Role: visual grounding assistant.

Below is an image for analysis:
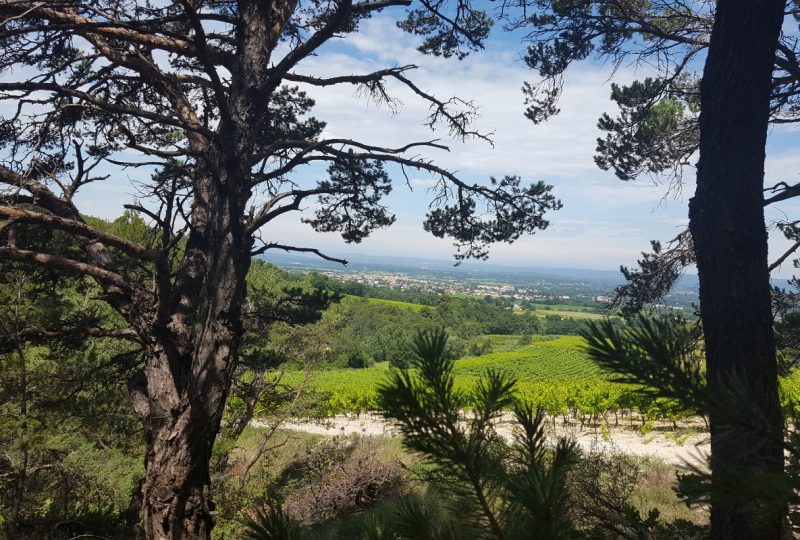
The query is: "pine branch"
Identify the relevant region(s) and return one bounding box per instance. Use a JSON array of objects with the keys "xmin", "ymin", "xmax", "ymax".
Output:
[
  {"xmin": 0, "ymin": 205, "xmax": 160, "ymax": 262},
  {"xmin": 251, "ymin": 243, "xmax": 348, "ymax": 265},
  {"xmin": 0, "ymin": 246, "xmax": 135, "ymax": 294},
  {"xmin": 0, "ymin": 1, "xmax": 235, "ymax": 66}
]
